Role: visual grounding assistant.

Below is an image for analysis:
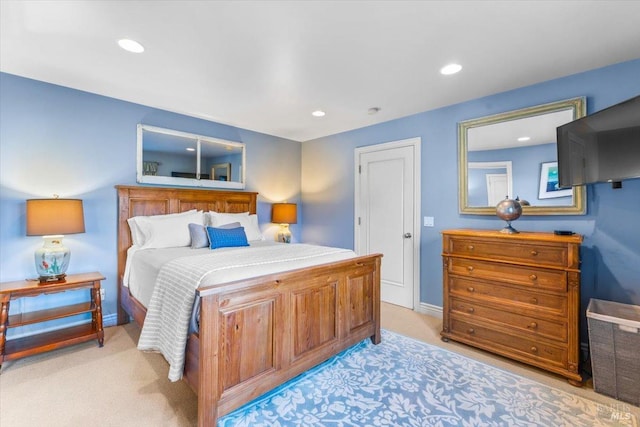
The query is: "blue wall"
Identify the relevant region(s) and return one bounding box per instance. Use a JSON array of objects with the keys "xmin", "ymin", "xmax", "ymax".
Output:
[
  {"xmin": 301, "ymin": 59, "xmax": 640, "ymax": 338},
  {"xmin": 2, "ymin": 60, "xmax": 639, "ymax": 342},
  {"xmin": 468, "ymin": 143, "xmax": 570, "ymax": 206},
  {"xmin": 0, "ymin": 73, "xmax": 302, "ymax": 330}
]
